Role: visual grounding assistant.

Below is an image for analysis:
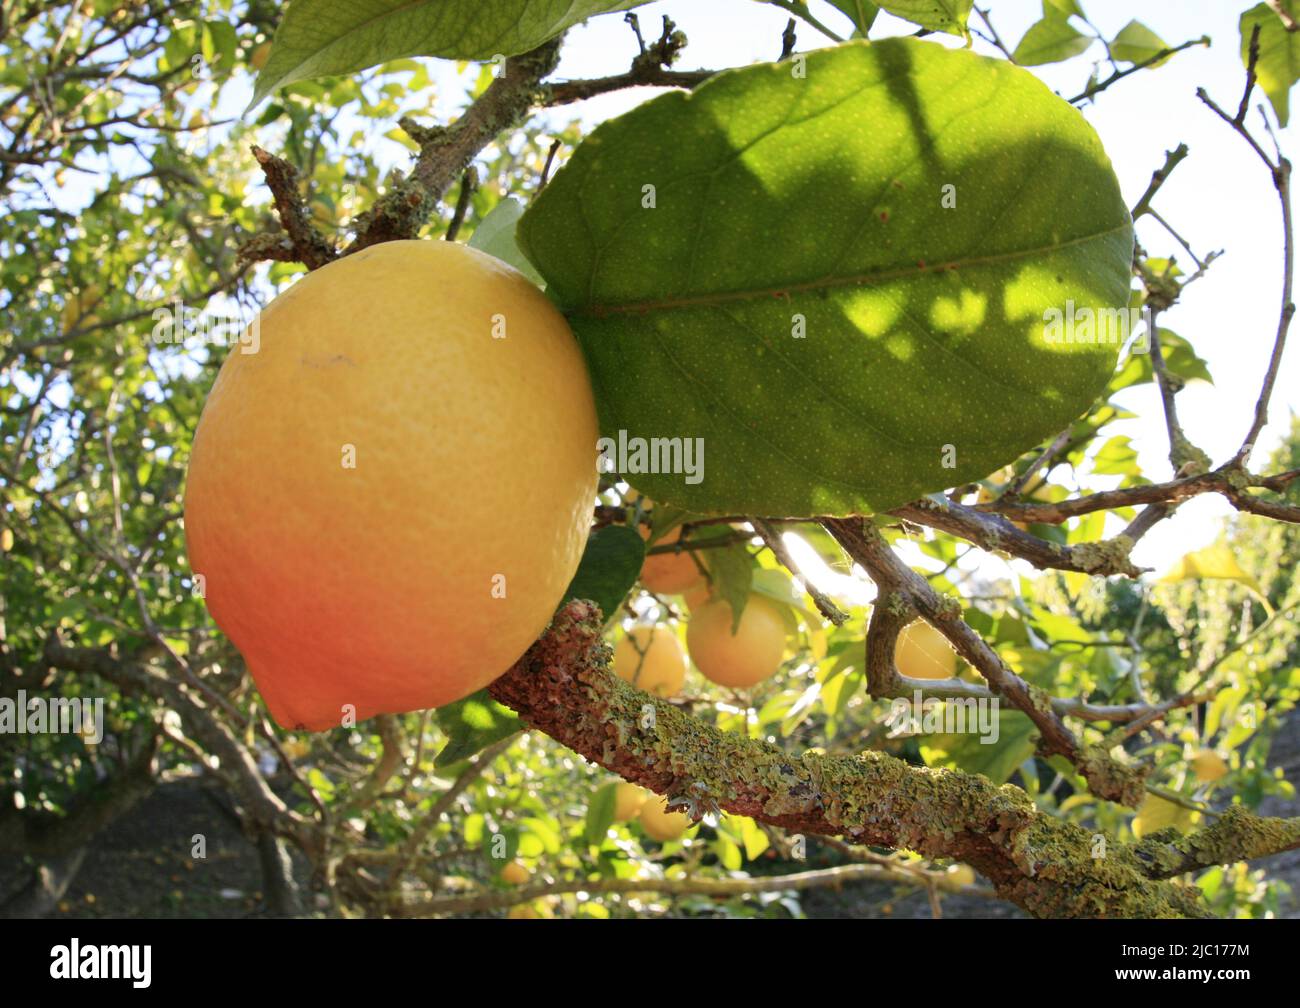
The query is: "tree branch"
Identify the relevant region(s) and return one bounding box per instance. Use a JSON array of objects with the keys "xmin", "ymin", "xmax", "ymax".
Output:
[{"xmin": 484, "ymin": 600, "xmax": 1245, "ymax": 917}]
